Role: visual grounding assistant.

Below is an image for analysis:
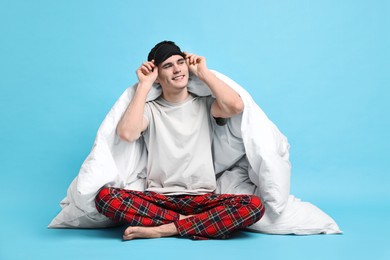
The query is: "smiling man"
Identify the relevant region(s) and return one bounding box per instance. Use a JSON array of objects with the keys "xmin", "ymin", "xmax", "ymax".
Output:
[{"xmin": 94, "ymin": 41, "xmax": 264, "ymax": 240}]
